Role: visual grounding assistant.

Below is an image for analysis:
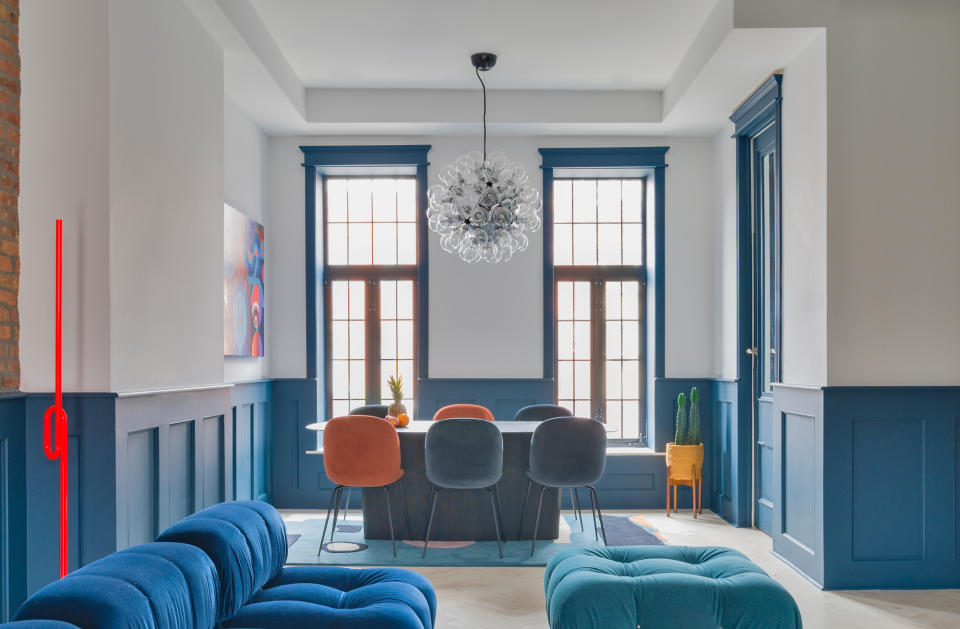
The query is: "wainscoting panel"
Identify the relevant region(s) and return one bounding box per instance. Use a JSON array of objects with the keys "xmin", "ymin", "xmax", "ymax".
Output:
[
  {"xmin": 230, "ymin": 380, "xmax": 272, "ymax": 503},
  {"xmin": 168, "ymin": 420, "xmax": 195, "ymax": 523},
  {"xmin": 271, "ymin": 378, "xmax": 331, "ymax": 508},
  {"xmin": 202, "ymin": 415, "xmax": 225, "ymax": 508},
  {"xmin": 416, "ymin": 379, "xmax": 555, "ymax": 421},
  {"xmin": 772, "ymin": 384, "xmax": 823, "ymax": 585},
  {"xmin": 756, "ymin": 395, "xmax": 775, "ymax": 535},
  {"xmin": 0, "ymin": 395, "xmax": 26, "ymax": 621},
  {"xmin": 126, "ymin": 428, "xmax": 159, "ymax": 546},
  {"xmin": 711, "ymin": 380, "xmax": 744, "ymax": 525},
  {"xmin": 821, "ymin": 386, "xmax": 960, "ymax": 588},
  {"xmin": 851, "ymin": 418, "xmax": 924, "ymax": 561},
  {"xmin": 591, "ymin": 454, "xmax": 665, "ymax": 509}
]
